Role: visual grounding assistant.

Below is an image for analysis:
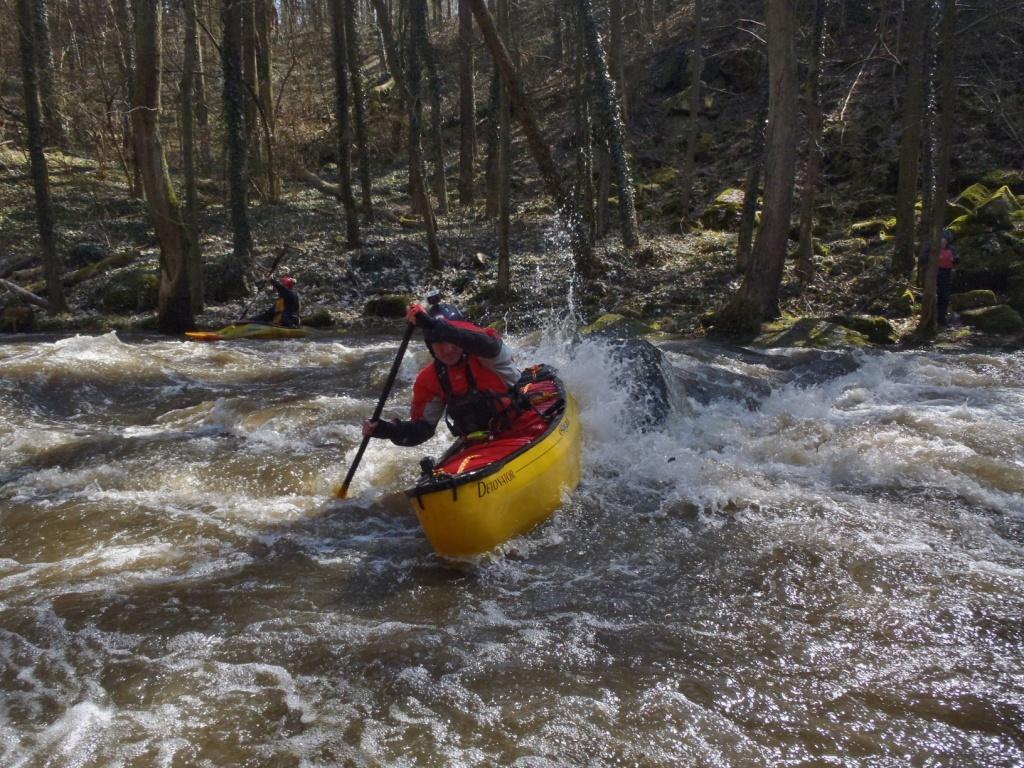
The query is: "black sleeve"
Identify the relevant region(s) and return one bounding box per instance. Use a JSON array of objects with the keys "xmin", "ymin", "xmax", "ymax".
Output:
[
  {"xmin": 424, "ymin": 319, "xmax": 501, "ymax": 358},
  {"xmin": 271, "ymin": 280, "xmax": 300, "ymax": 311},
  {"xmin": 373, "ymin": 418, "xmax": 437, "ymax": 447}
]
